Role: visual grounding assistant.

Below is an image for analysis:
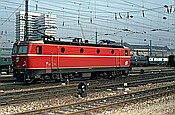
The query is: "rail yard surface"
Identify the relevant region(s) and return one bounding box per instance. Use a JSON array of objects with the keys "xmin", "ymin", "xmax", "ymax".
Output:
[
  {"xmin": 0, "ymin": 66, "xmax": 175, "ymax": 115},
  {"xmin": 1, "ymin": 0, "xmax": 175, "ymax": 114},
  {"xmin": 107, "ymin": 95, "xmax": 175, "ymax": 115}
]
